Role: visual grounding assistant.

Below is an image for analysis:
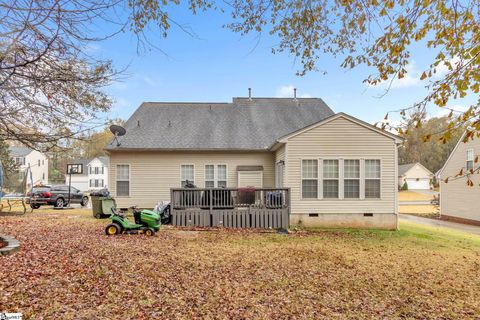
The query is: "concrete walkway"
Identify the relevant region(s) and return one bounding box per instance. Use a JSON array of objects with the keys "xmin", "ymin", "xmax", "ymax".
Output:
[{"xmin": 399, "ymin": 214, "xmax": 480, "ymax": 236}]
